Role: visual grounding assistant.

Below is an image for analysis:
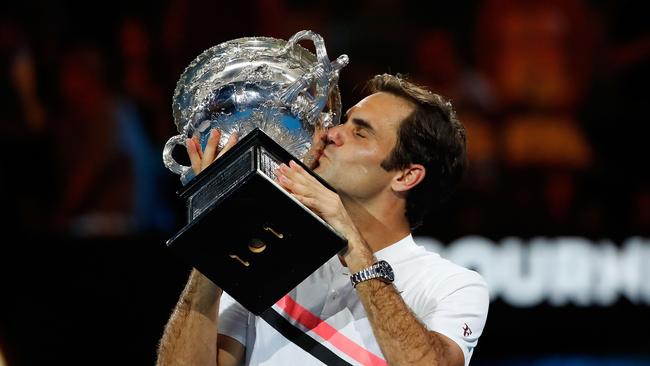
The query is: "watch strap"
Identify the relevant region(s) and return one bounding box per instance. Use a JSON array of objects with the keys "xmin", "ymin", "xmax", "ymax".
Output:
[{"xmin": 350, "ymin": 260, "xmax": 393, "ymax": 288}]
